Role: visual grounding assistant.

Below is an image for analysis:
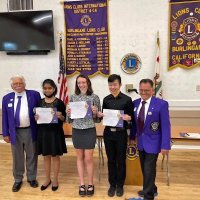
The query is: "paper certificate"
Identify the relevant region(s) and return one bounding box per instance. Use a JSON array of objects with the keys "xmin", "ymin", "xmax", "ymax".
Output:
[
  {"xmin": 180, "ymin": 132, "xmax": 200, "ymax": 139},
  {"xmin": 69, "ymin": 101, "xmax": 92, "ymax": 119},
  {"xmin": 103, "ymin": 109, "xmax": 124, "ymax": 127},
  {"xmin": 35, "ymin": 107, "xmax": 58, "ymax": 124}
]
